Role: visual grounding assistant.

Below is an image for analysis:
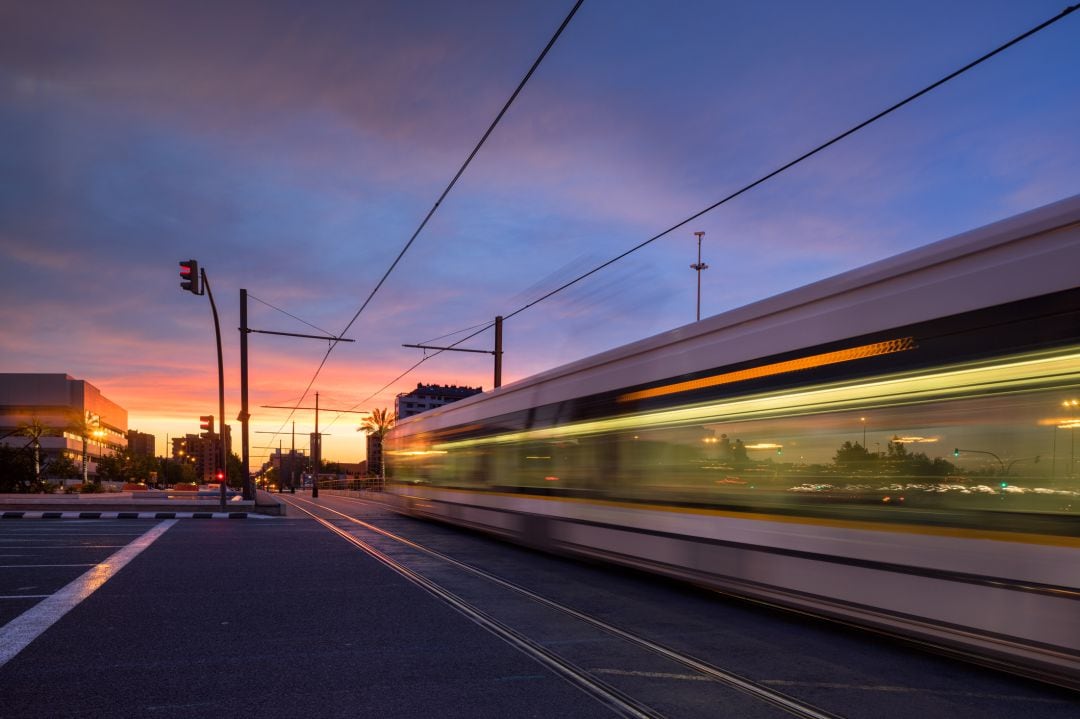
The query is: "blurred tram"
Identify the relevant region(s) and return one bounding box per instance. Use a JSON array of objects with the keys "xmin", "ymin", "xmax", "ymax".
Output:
[{"xmin": 383, "ymin": 195, "xmax": 1080, "ymax": 688}]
